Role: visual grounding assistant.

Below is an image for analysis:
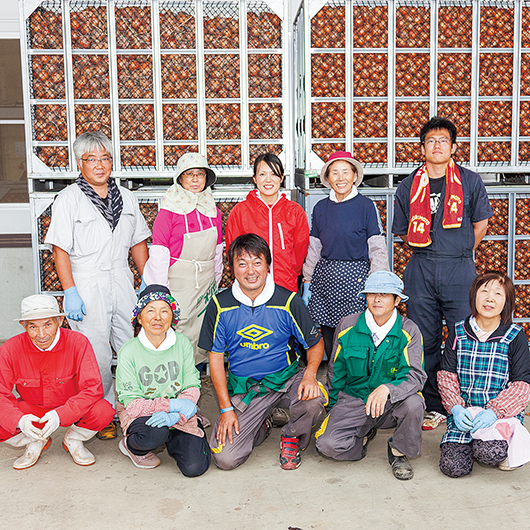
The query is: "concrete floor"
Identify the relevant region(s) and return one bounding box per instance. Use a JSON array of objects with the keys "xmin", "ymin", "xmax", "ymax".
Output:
[{"xmin": 1, "ymin": 375, "xmax": 530, "ymax": 530}]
